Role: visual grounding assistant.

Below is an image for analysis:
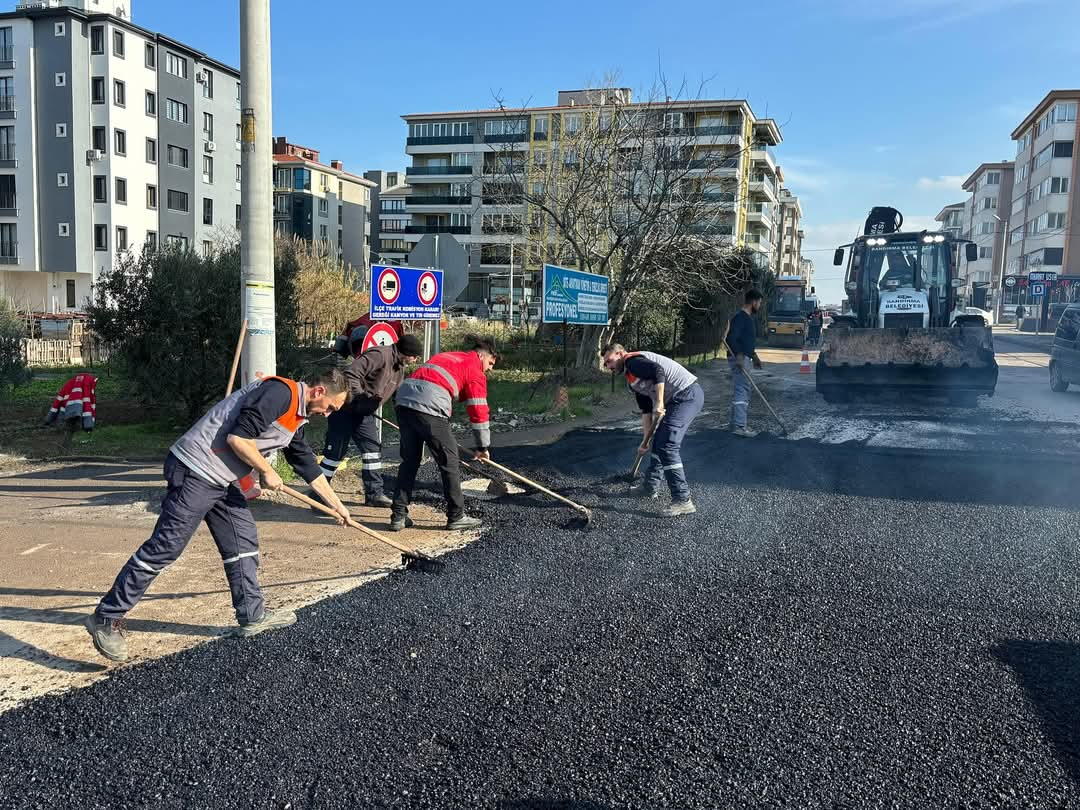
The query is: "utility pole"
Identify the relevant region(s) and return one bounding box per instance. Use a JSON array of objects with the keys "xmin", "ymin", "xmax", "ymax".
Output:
[{"xmin": 239, "ymin": 0, "xmax": 275, "ymax": 385}]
